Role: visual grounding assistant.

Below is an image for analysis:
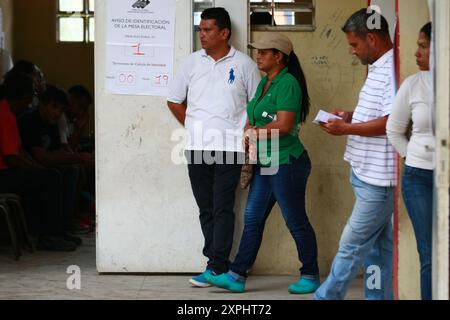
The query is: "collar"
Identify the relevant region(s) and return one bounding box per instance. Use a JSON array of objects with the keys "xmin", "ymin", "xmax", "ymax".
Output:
[
  {"xmin": 201, "ymin": 46, "xmax": 236, "ymax": 62},
  {"xmin": 263, "ymin": 67, "xmax": 289, "ymax": 85},
  {"xmin": 371, "ymin": 49, "xmax": 394, "ymax": 69}
]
